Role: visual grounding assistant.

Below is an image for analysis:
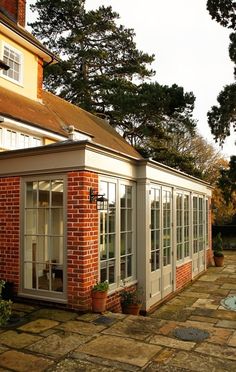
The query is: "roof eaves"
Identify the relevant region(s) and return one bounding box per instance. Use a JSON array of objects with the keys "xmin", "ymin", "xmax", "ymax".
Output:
[{"xmin": 0, "ymin": 13, "xmax": 60, "ymax": 62}]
